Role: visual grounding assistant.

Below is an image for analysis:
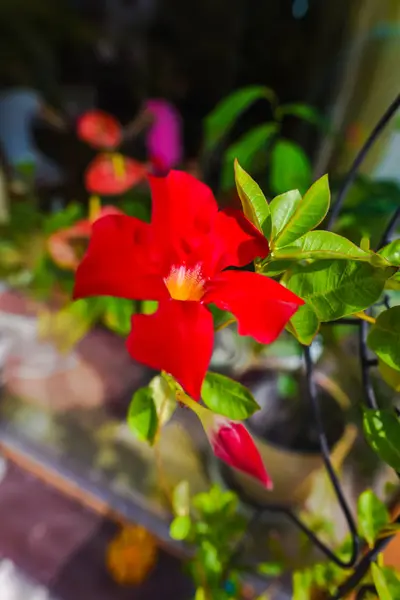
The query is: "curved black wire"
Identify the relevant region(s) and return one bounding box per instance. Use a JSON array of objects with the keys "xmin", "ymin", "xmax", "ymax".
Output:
[
  {"xmin": 327, "ymin": 93, "xmax": 400, "ymax": 230},
  {"xmin": 302, "ymin": 345, "xmax": 360, "ymax": 568}
]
